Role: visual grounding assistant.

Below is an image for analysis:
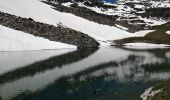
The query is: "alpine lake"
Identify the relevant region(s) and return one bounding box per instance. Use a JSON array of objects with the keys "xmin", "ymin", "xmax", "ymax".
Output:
[{"xmin": 0, "ymin": 46, "xmax": 170, "ymax": 100}]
